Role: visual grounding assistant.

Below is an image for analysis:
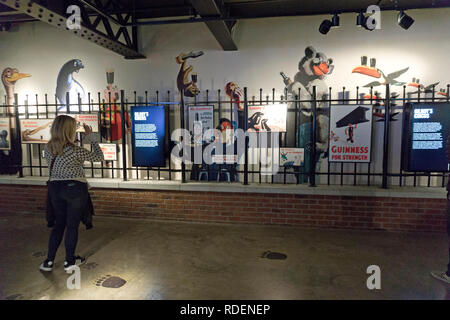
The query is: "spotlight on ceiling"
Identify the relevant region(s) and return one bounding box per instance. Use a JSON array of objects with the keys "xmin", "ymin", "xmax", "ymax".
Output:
[
  {"xmin": 319, "ymin": 13, "xmax": 339, "ymax": 34},
  {"xmin": 398, "ymin": 10, "xmax": 414, "ymax": 30},
  {"xmin": 356, "ymin": 12, "xmax": 374, "ymax": 31},
  {"xmin": 319, "ymin": 19, "xmax": 332, "ymax": 34},
  {"xmin": 331, "ymin": 13, "xmax": 340, "ymax": 28}
]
